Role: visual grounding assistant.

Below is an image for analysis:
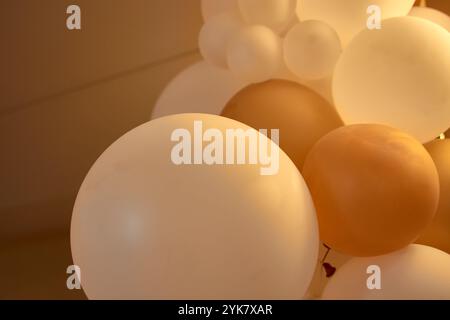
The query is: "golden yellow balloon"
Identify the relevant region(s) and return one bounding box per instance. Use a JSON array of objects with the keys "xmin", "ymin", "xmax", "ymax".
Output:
[
  {"xmin": 417, "ymin": 139, "xmax": 450, "ymax": 253},
  {"xmin": 221, "ymin": 79, "xmax": 343, "ymax": 169},
  {"xmin": 303, "ymin": 124, "xmax": 440, "ymax": 257}
]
